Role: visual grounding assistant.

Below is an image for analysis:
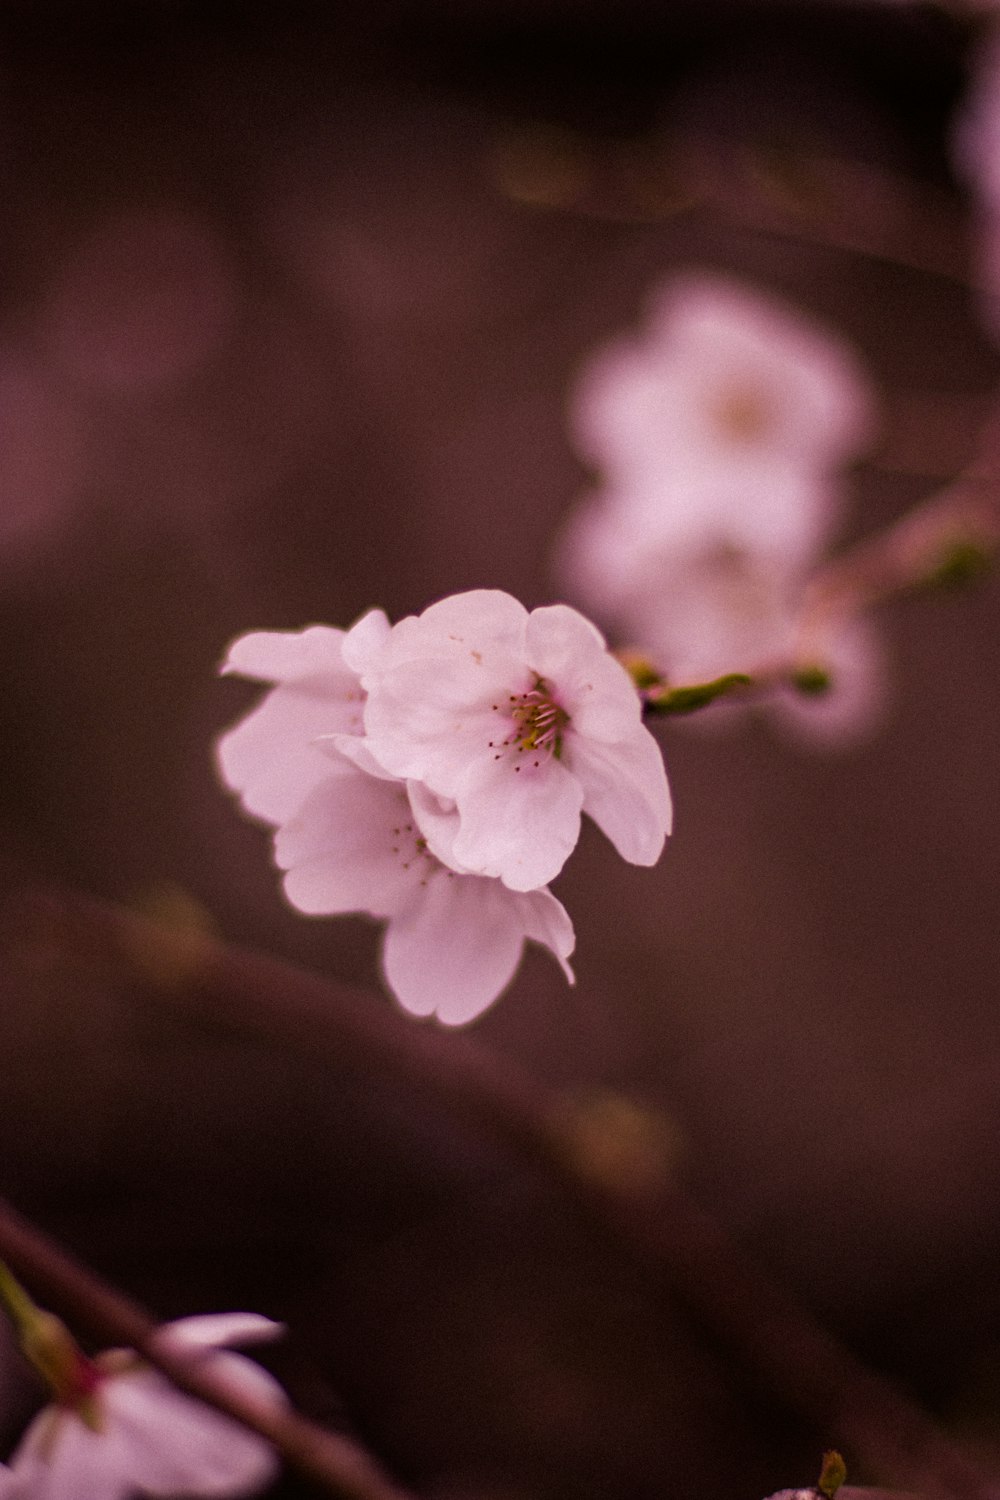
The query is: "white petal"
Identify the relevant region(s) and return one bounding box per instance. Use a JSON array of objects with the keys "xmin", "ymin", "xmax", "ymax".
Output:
[
  {"xmin": 406, "ymin": 781, "xmax": 468, "ymax": 871},
  {"xmin": 572, "ymin": 725, "xmax": 672, "ymax": 865},
  {"xmin": 361, "ymin": 653, "xmax": 521, "ymax": 793},
  {"xmin": 325, "ymin": 733, "xmax": 400, "ymax": 780},
  {"xmin": 525, "ymin": 605, "xmax": 644, "ymax": 743},
  {"xmin": 524, "ymin": 601, "xmax": 606, "ymax": 678},
  {"xmin": 509, "ymin": 887, "xmax": 576, "ymax": 984},
  {"xmin": 451, "ymin": 754, "xmax": 583, "ymax": 891},
  {"xmin": 10, "ymin": 1409, "xmax": 134, "ymax": 1499},
  {"xmin": 220, "ymin": 626, "xmax": 348, "ymax": 684},
  {"xmin": 151, "ymin": 1314, "xmax": 284, "ymax": 1354},
  {"xmin": 374, "ymin": 590, "xmax": 528, "ymax": 671},
  {"xmin": 216, "ymin": 681, "xmax": 362, "ymax": 824},
  {"xmin": 339, "ymin": 607, "xmax": 392, "ymax": 675},
  {"xmin": 103, "ymin": 1365, "xmax": 279, "ymax": 1496},
  {"xmin": 276, "ymin": 771, "xmax": 430, "ymax": 917},
  {"xmin": 382, "ymin": 873, "xmax": 528, "ymax": 1025}
]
